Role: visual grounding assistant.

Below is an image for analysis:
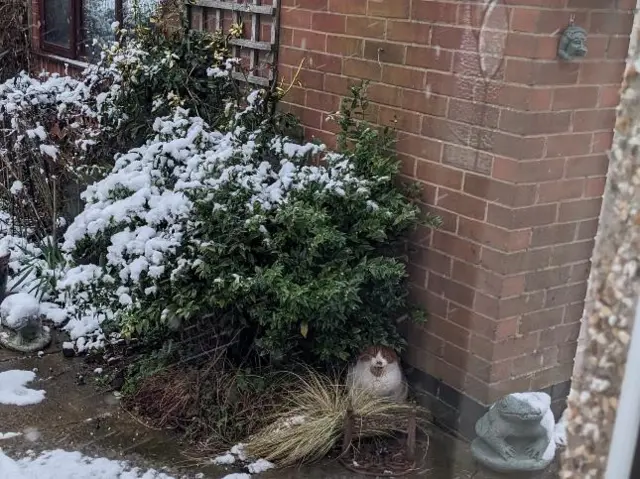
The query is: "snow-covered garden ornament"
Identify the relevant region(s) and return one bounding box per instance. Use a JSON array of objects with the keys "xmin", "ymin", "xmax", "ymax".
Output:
[
  {"xmin": 0, "ymin": 256, "xmax": 51, "ymax": 352},
  {"xmin": 471, "ymin": 392, "xmax": 556, "ymax": 473}
]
